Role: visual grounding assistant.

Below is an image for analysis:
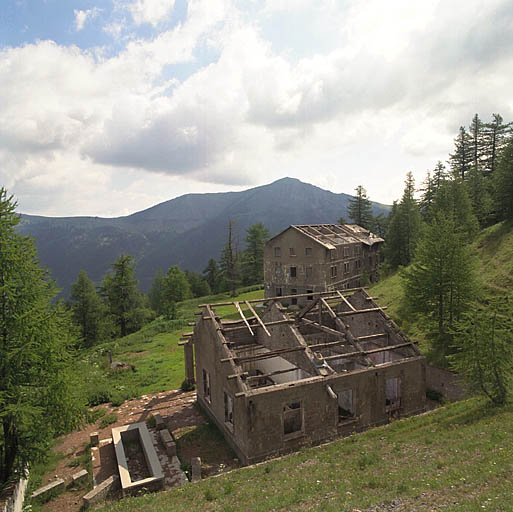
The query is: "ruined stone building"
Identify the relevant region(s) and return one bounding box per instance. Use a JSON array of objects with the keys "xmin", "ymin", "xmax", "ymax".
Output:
[
  {"xmin": 264, "ymin": 224, "xmax": 384, "ymax": 307},
  {"xmin": 181, "ymin": 288, "xmax": 426, "ymax": 465}
]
